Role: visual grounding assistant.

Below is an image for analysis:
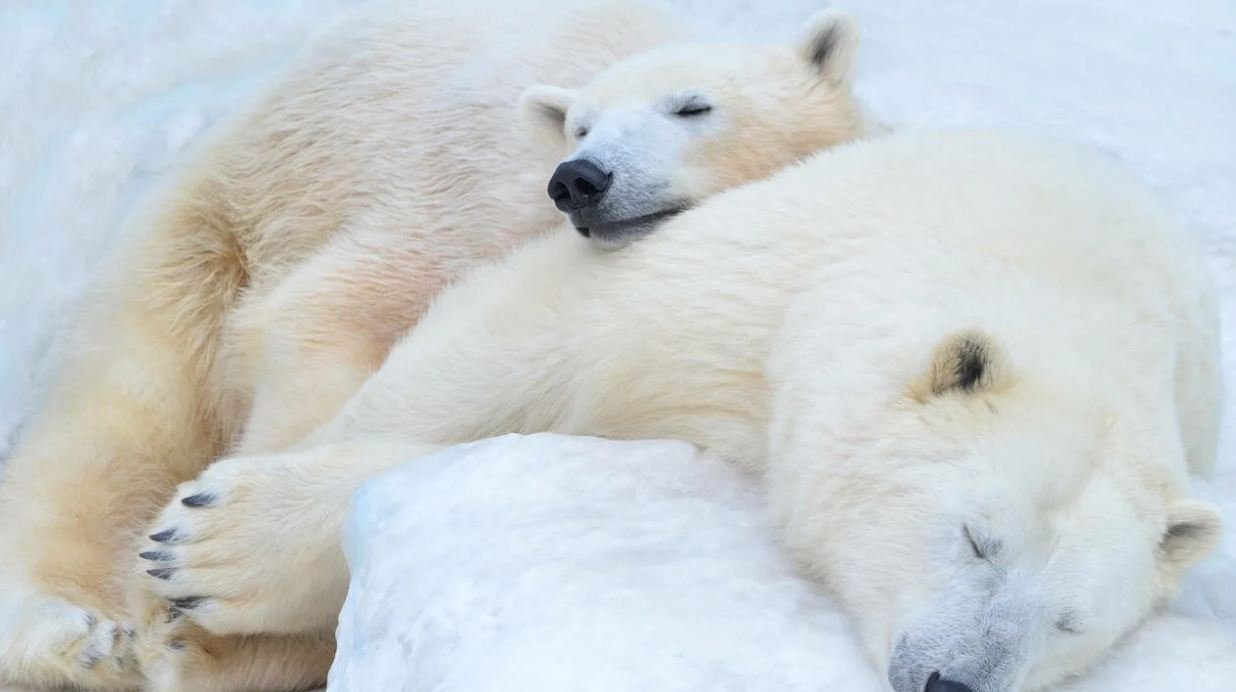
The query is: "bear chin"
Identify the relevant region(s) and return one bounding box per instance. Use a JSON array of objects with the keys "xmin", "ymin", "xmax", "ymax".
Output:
[{"xmin": 572, "ymin": 206, "xmax": 688, "ymax": 247}]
